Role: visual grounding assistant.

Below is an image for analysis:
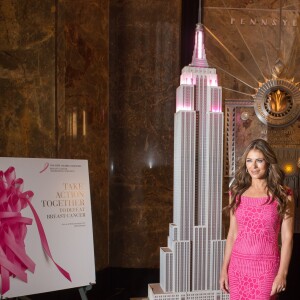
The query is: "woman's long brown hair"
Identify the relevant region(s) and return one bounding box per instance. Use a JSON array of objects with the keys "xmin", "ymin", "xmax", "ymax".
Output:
[{"xmin": 224, "ymin": 139, "xmax": 289, "ymax": 216}]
